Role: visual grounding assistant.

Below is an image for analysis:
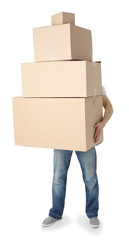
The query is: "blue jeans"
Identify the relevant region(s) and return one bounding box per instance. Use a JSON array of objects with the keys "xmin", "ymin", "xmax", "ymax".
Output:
[{"xmin": 49, "ymin": 147, "xmax": 99, "ymax": 219}]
